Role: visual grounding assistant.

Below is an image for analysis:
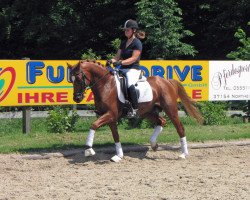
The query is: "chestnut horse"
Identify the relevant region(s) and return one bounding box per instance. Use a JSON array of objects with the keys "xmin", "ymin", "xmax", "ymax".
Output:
[{"xmin": 68, "ymin": 60, "xmax": 203, "ymax": 162}]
